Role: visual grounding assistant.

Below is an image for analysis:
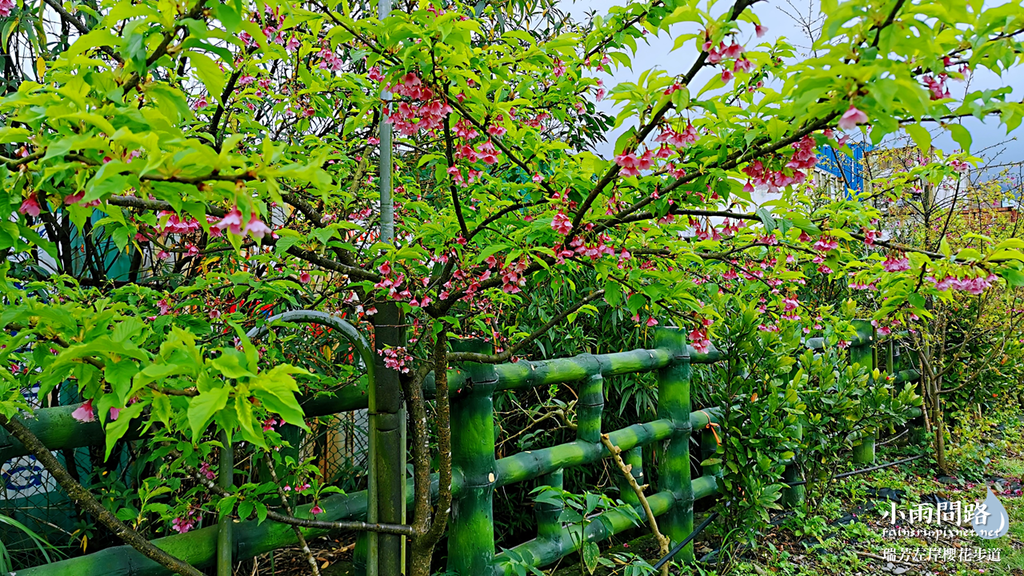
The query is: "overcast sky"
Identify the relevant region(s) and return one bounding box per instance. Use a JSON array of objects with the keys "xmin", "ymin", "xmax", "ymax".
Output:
[{"xmin": 567, "ymin": 0, "xmax": 1024, "ymax": 177}]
